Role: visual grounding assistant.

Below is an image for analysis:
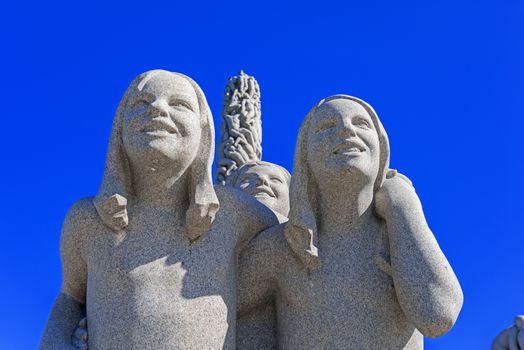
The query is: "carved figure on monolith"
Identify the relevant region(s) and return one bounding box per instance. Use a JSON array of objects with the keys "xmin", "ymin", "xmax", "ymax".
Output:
[
  {"xmin": 238, "ymin": 95, "xmax": 464, "ymax": 349},
  {"xmin": 40, "ymin": 70, "xmax": 279, "ymax": 350}
]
